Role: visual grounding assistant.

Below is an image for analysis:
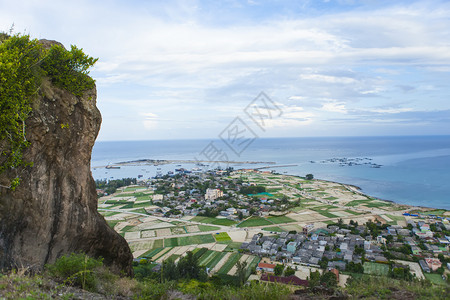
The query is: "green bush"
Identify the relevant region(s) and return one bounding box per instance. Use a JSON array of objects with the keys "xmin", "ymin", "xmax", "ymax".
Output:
[{"xmin": 46, "ymin": 253, "xmax": 103, "ymax": 291}]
